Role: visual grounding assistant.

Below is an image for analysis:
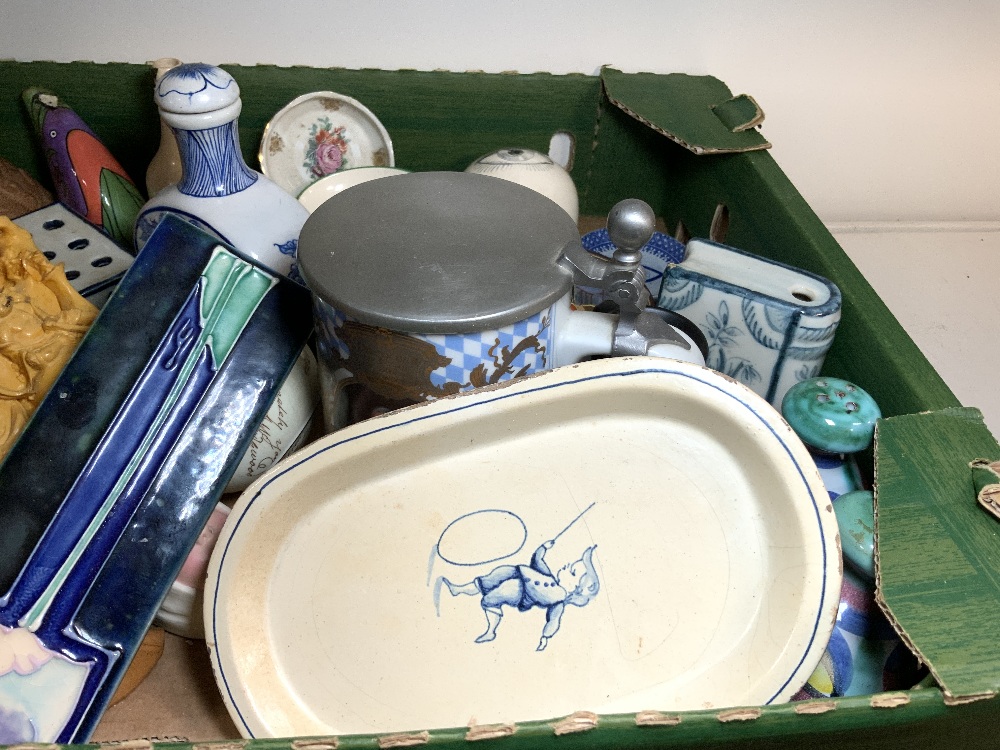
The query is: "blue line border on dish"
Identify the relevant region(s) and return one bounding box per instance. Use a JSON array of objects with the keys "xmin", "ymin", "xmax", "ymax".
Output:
[{"xmin": 210, "ymin": 363, "xmax": 829, "ymax": 736}]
